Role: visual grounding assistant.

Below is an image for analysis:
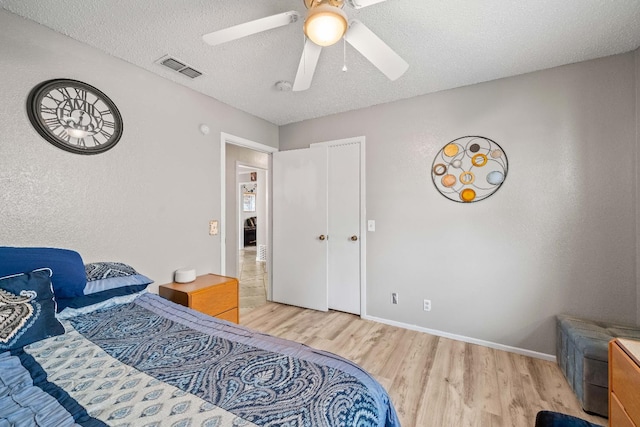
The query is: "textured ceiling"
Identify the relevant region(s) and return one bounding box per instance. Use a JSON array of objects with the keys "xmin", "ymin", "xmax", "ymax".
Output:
[{"xmin": 2, "ymin": 0, "xmax": 639, "ymax": 125}]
